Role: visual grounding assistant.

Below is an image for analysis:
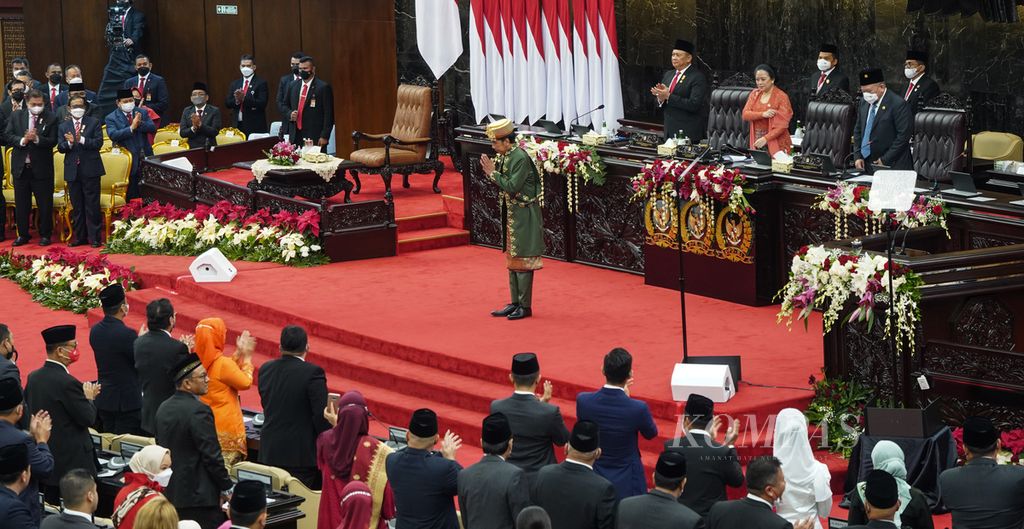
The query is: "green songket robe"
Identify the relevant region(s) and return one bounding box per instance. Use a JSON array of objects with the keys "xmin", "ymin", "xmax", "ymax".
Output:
[{"xmin": 494, "ymin": 145, "xmax": 545, "ymax": 267}]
